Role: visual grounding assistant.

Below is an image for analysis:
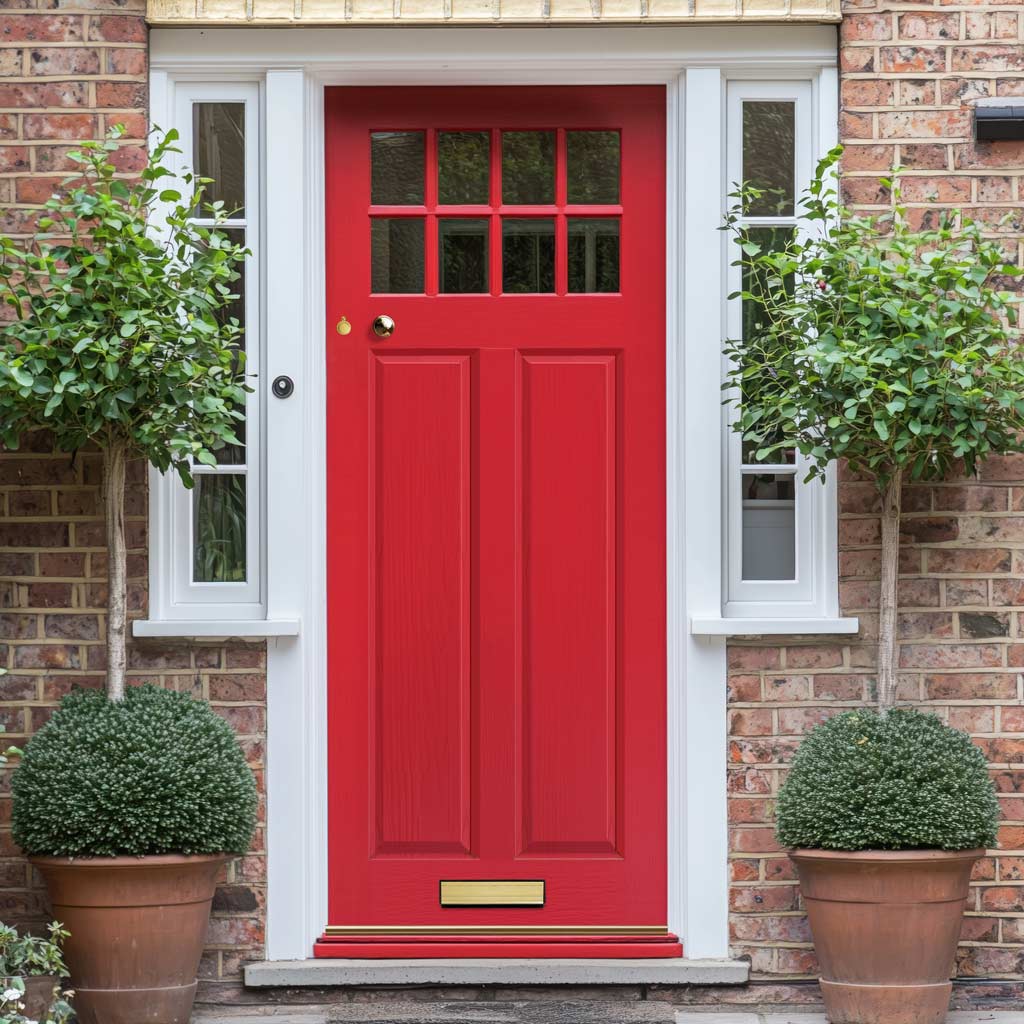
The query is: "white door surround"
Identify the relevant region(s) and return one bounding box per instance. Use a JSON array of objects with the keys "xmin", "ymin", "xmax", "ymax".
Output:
[{"xmin": 148, "ymin": 24, "xmax": 839, "ymax": 965}]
